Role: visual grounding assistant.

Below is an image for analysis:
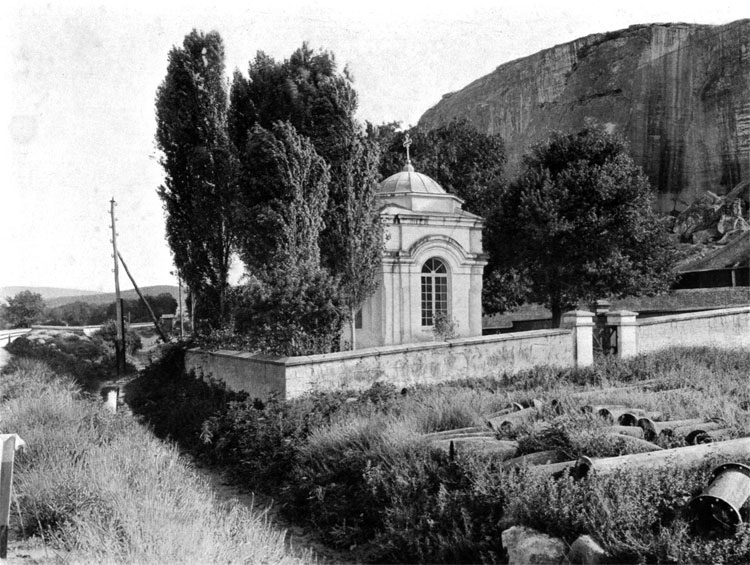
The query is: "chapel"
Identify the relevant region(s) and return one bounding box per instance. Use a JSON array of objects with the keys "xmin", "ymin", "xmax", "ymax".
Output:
[{"xmin": 344, "ymin": 136, "xmax": 486, "ymax": 349}]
